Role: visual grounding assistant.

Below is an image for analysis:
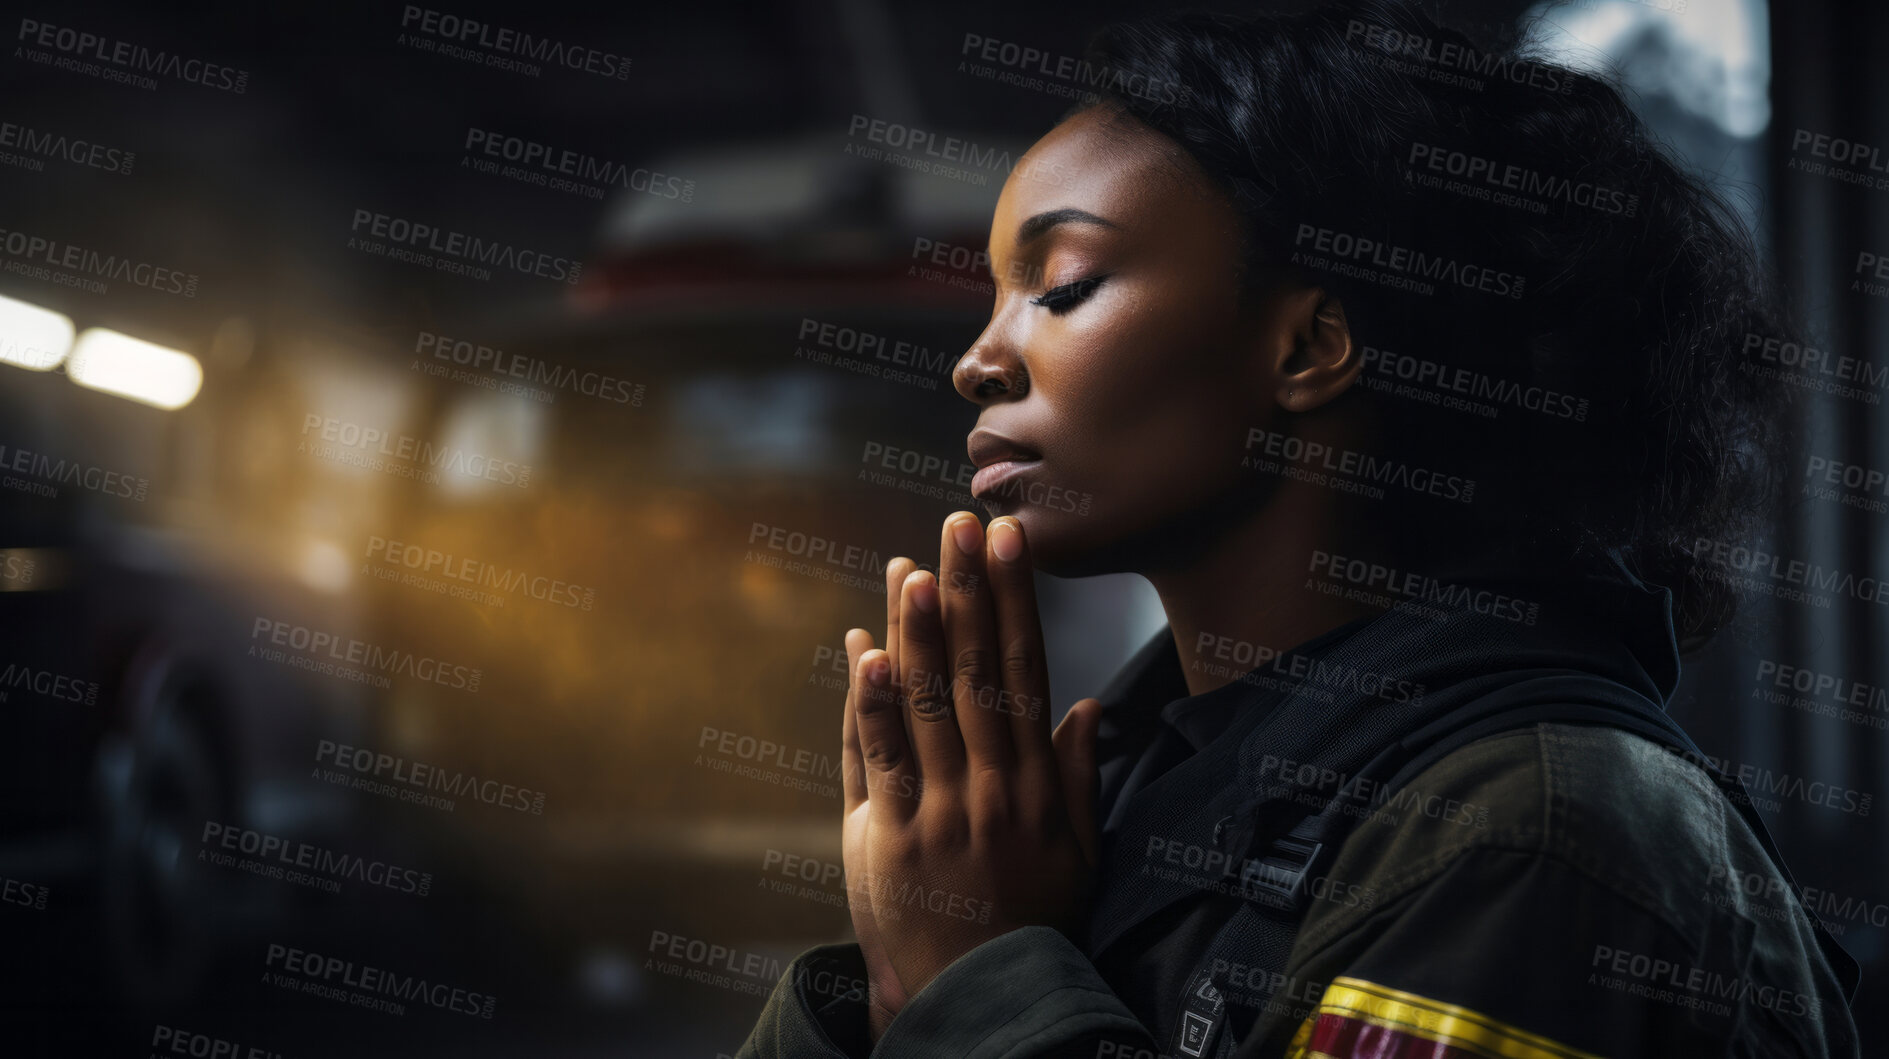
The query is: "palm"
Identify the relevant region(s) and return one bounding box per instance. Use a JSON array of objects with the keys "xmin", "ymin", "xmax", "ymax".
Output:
[{"xmin": 844, "ymin": 796, "xmax": 908, "ymax": 1029}]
